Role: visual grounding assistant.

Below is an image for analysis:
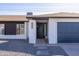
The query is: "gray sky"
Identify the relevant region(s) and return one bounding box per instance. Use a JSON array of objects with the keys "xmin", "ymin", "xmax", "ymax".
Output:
[{"xmin": 0, "ymin": 3, "xmax": 79, "ymax": 15}]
